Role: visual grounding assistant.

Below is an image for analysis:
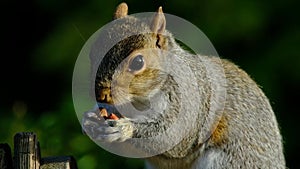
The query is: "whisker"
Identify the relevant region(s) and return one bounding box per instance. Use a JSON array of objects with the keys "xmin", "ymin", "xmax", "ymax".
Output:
[{"xmin": 72, "ymin": 23, "xmax": 86, "ymax": 42}]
